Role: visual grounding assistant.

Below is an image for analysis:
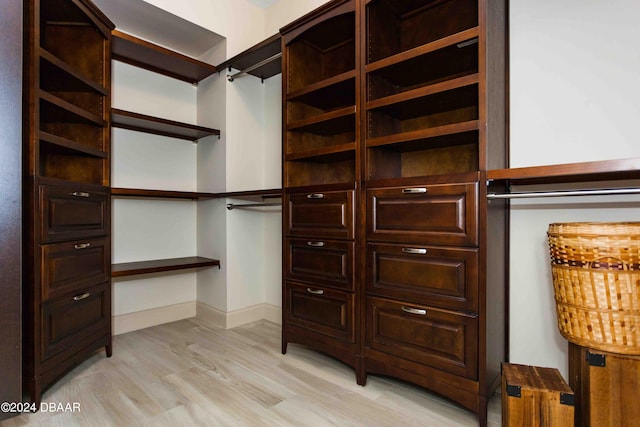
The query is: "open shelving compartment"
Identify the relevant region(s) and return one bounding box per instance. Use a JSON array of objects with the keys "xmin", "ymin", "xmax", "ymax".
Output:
[
  {"xmin": 365, "ymin": 0, "xmax": 481, "ymax": 183},
  {"xmin": 109, "ymin": 30, "xmax": 222, "ymax": 278},
  {"xmin": 283, "ymin": 2, "xmax": 357, "ymax": 189}
]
